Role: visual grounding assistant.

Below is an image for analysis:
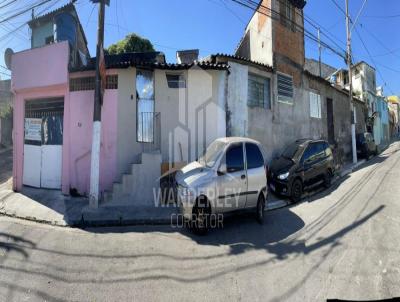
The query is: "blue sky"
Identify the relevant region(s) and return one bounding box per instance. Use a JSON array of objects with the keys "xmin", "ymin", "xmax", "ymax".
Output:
[{"xmin": 0, "ymin": 0, "xmax": 399, "ymax": 95}]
